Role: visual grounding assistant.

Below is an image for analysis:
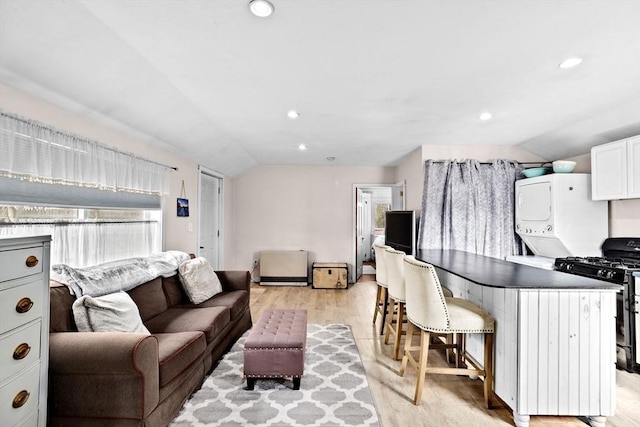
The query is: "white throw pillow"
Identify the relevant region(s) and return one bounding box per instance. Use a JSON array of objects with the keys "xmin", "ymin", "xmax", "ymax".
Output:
[
  {"xmin": 72, "ymin": 291, "xmax": 150, "ymax": 334},
  {"xmin": 178, "ymin": 257, "xmax": 223, "ymax": 304}
]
